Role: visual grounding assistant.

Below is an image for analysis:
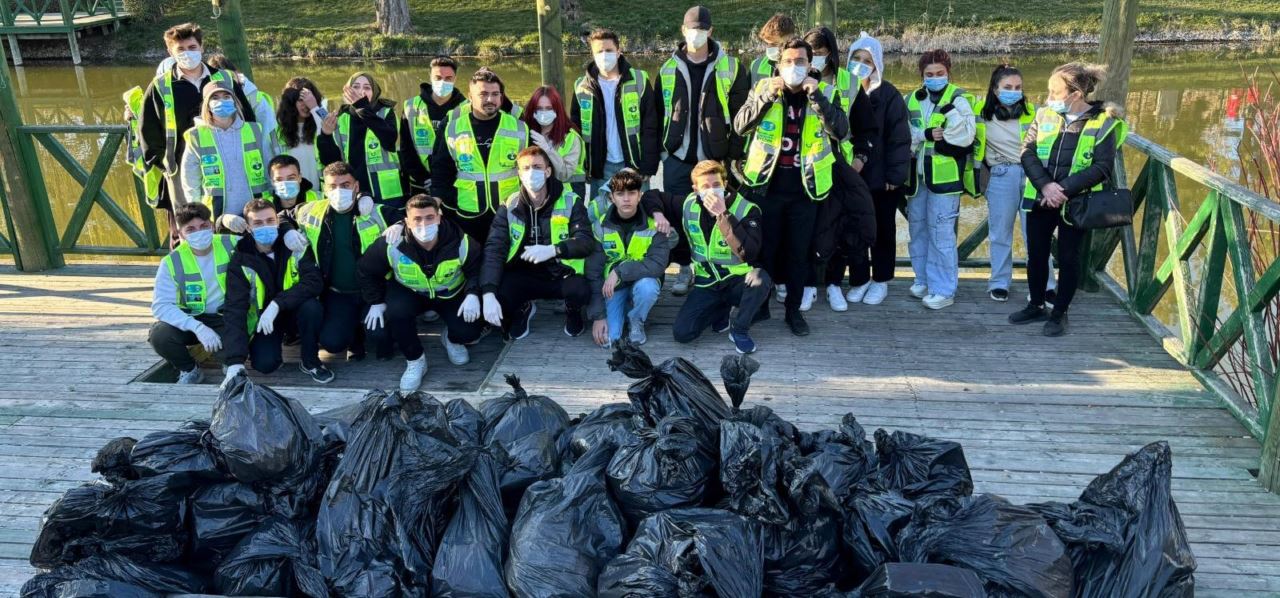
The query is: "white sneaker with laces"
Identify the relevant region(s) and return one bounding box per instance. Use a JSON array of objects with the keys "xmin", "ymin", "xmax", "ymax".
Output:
[
  {"xmin": 826, "ymin": 285, "xmax": 848, "ymax": 311},
  {"xmin": 862, "ymin": 281, "xmax": 889, "ymax": 305},
  {"xmin": 628, "ymin": 318, "xmax": 647, "ymax": 345},
  {"xmin": 399, "ymin": 355, "xmax": 428, "ymax": 392},
  {"xmin": 799, "ymin": 287, "xmax": 817, "ymax": 311},
  {"xmin": 909, "ymin": 282, "xmax": 928, "ymax": 298},
  {"xmin": 922, "ymin": 294, "xmax": 955, "ymax": 310},
  {"xmin": 176, "ymin": 367, "xmax": 203, "ymax": 384},
  {"xmin": 775, "ymin": 285, "xmax": 788, "ymax": 304},
  {"xmin": 440, "ymin": 334, "xmax": 470, "ymax": 365},
  {"xmin": 845, "ymin": 283, "xmax": 869, "ymax": 304}
]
